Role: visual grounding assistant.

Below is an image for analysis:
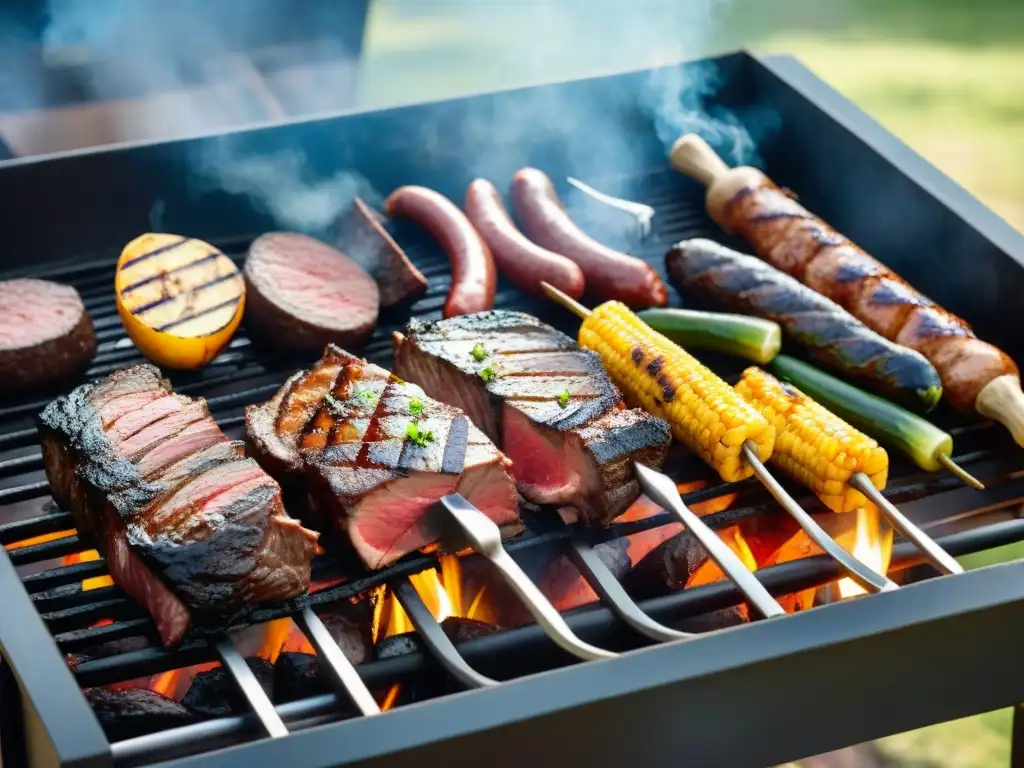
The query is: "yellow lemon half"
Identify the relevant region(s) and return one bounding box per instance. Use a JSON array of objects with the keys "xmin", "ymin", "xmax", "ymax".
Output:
[{"xmin": 115, "ymin": 233, "xmax": 245, "ymax": 369}]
